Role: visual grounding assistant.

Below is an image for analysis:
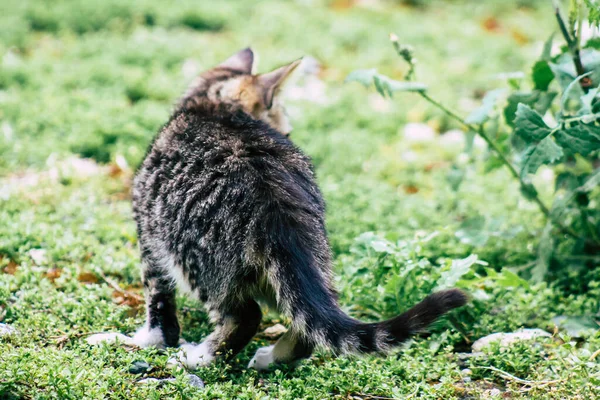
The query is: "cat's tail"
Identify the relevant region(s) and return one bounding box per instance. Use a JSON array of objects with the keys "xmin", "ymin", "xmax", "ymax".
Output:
[
  {"xmin": 266, "ymin": 225, "xmax": 467, "ymax": 354},
  {"xmin": 293, "ymin": 286, "xmax": 467, "ymax": 355}
]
